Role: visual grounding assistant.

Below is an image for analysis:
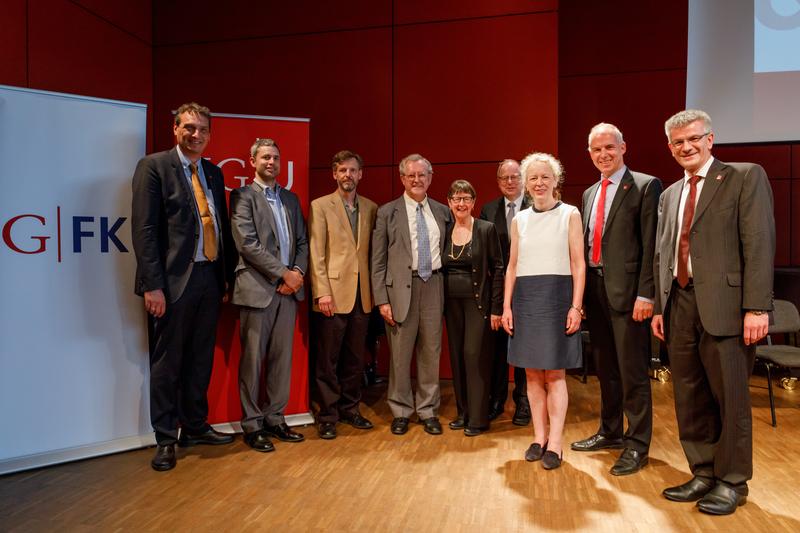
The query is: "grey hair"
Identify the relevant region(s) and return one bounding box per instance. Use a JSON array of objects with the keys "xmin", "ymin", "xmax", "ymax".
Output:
[
  {"xmin": 664, "ymin": 109, "xmax": 713, "ymax": 138},
  {"xmin": 250, "ymin": 138, "xmax": 280, "ymax": 158},
  {"xmin": 496, "ymin": 159, "xmax": 520, "ymax": 177},
  {"xmin": 399, "ymin": 153, "xmax": 433, "ymax": 176},
  {"xmin": 520, "ymin": 152, "xmax": 565, "ymax": 199},
  {"xmin": 588, "ymin": 122, "xmax": 624, "ymax": 147}
]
